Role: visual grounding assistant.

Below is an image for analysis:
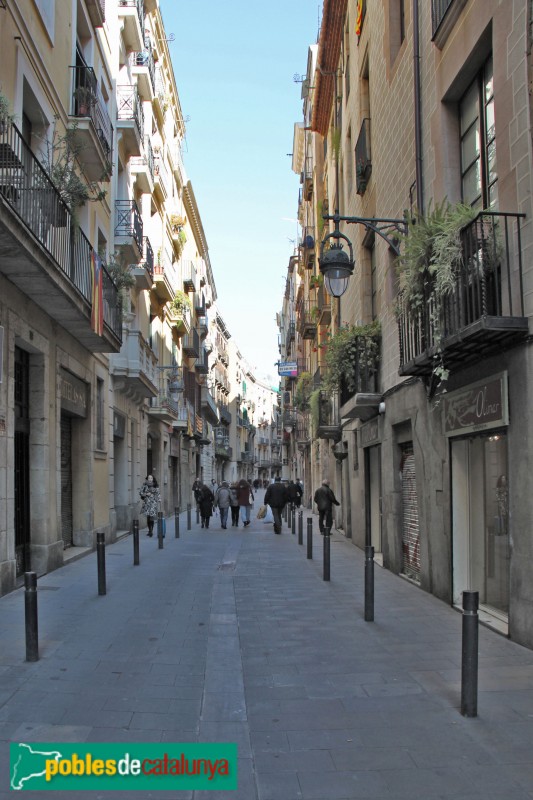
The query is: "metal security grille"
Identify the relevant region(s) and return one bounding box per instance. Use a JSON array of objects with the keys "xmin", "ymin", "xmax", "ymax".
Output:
[
  {"xmin": 60, "ymin": 416, "xmax": 73, "ymax": 548},
  {"xmin": 401, "ymin": 445, "xmax": 420, "ymax": 582}
]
